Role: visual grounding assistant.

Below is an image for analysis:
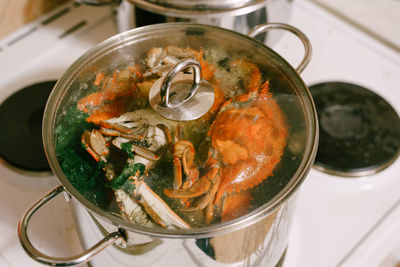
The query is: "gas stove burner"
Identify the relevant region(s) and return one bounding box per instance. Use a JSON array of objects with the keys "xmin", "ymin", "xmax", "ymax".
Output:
[
  {"xmin": 310, "ymin": 82, "xmax": 400, "ymax": 177},
  {"xmin": 0, "ymin": 81, "xmax": 56, "ymax": 174}
]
